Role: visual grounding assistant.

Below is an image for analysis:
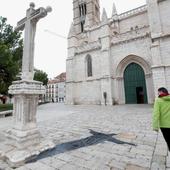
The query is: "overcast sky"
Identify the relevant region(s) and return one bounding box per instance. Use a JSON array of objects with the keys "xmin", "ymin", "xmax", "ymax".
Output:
[{"xmin": 0, "ymin": 0, "xmax": 146, "ymax": 79}]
